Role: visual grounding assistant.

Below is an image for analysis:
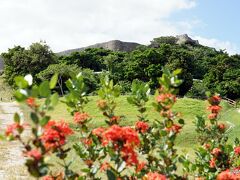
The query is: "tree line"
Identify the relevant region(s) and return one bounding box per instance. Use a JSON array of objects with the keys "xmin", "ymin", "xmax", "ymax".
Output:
[{"xmin": 2, "ymin": 37, "xmax": 240, "ymax": 99}]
